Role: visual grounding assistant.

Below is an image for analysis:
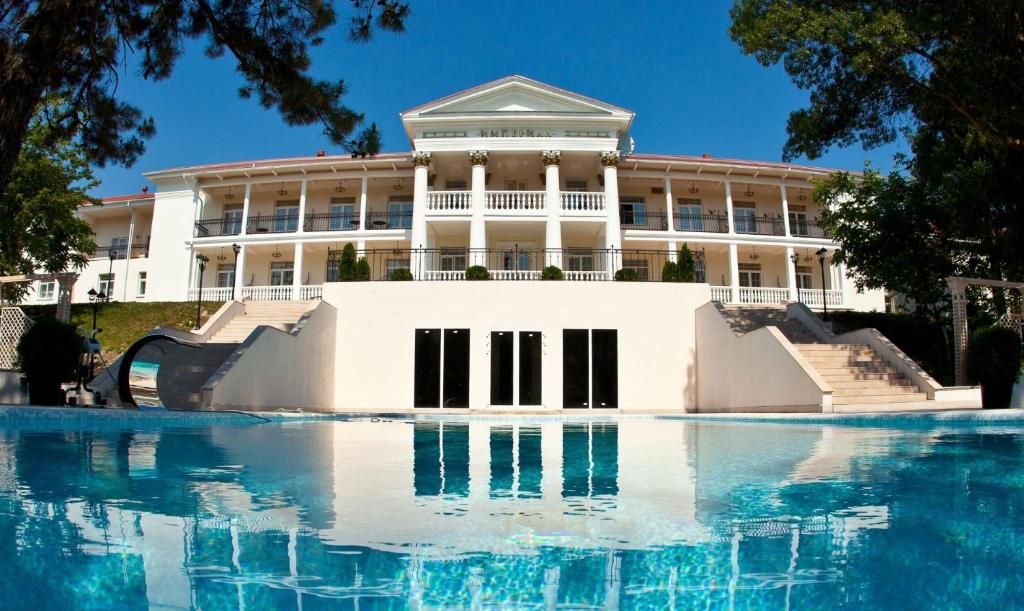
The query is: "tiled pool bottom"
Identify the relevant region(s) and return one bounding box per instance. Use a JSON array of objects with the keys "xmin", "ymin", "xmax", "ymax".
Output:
[{"xmin": 0, "ymin": 414, "xmax": 1021, "ymax": 608}]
